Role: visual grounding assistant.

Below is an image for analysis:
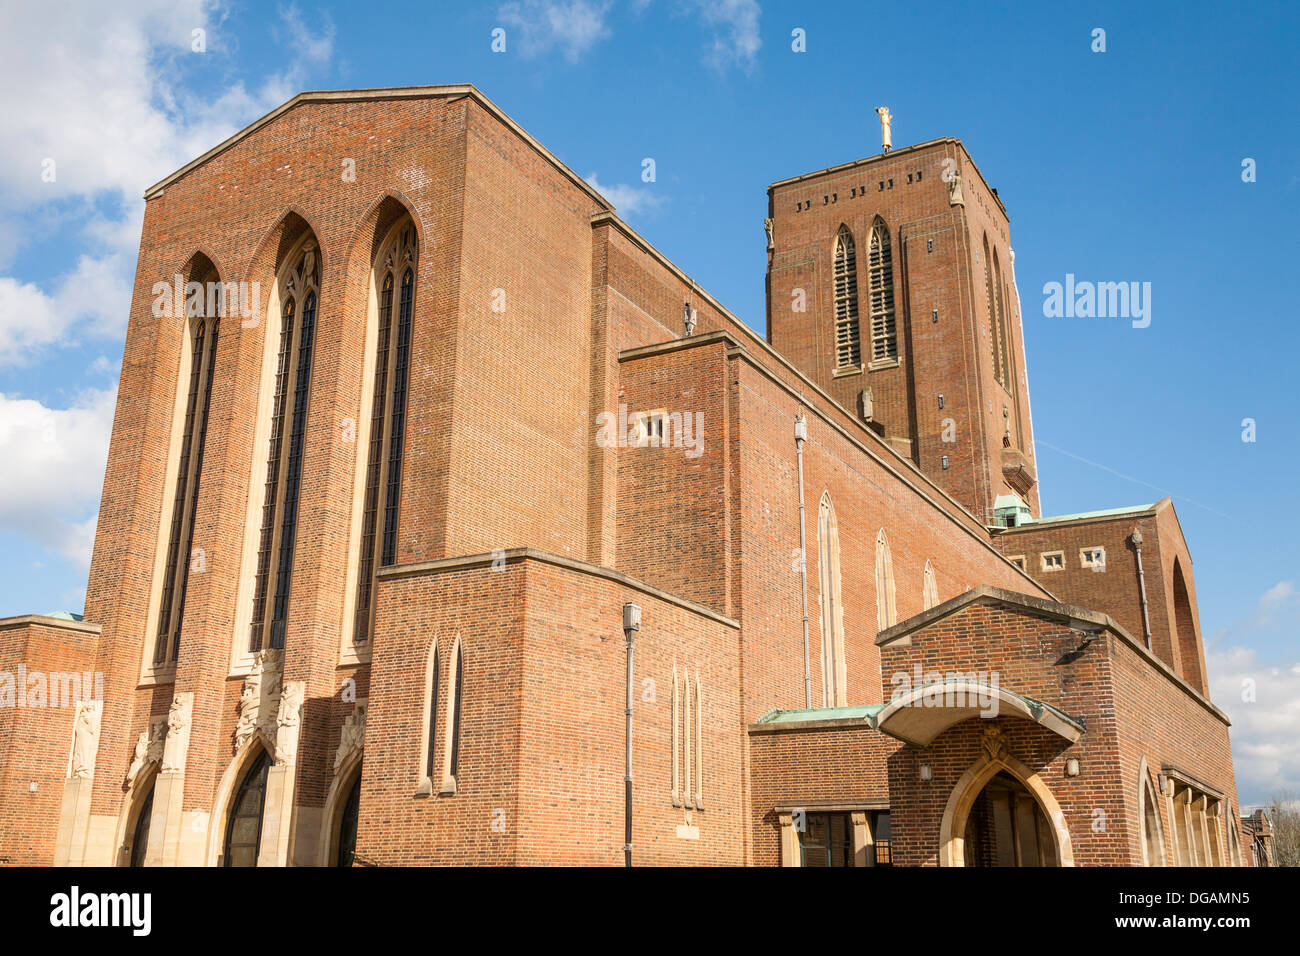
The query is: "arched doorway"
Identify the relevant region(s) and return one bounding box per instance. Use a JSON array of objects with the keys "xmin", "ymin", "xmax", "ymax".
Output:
[
  {"xmin": 223, "ymin": 748, "xmax": 271, "ymax": 867},
  {"xmin": 962, "ymin": 771, "xmax": 1059, "ymax": 867},
  {"xmin": 335, "ymin": 774, "xmax": 361, "ymax": 867},
  {"xmin": 127, "ymin": 780, "xmax": 155, "ymax": 868}
]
